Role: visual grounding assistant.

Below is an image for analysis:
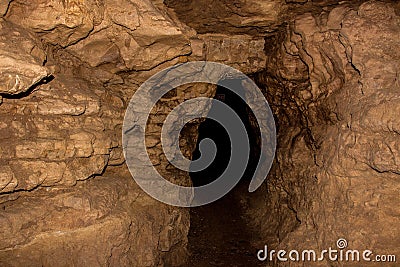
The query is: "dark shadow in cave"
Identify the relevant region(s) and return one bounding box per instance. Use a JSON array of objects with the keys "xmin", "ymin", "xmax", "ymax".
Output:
[
  {"xmin": 190, "ymin": 79, "xmax": 260, "ymax": 187},
  {"xmin": 186, "ymin": 79, "xmax": 263, "ymax": 267}
]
